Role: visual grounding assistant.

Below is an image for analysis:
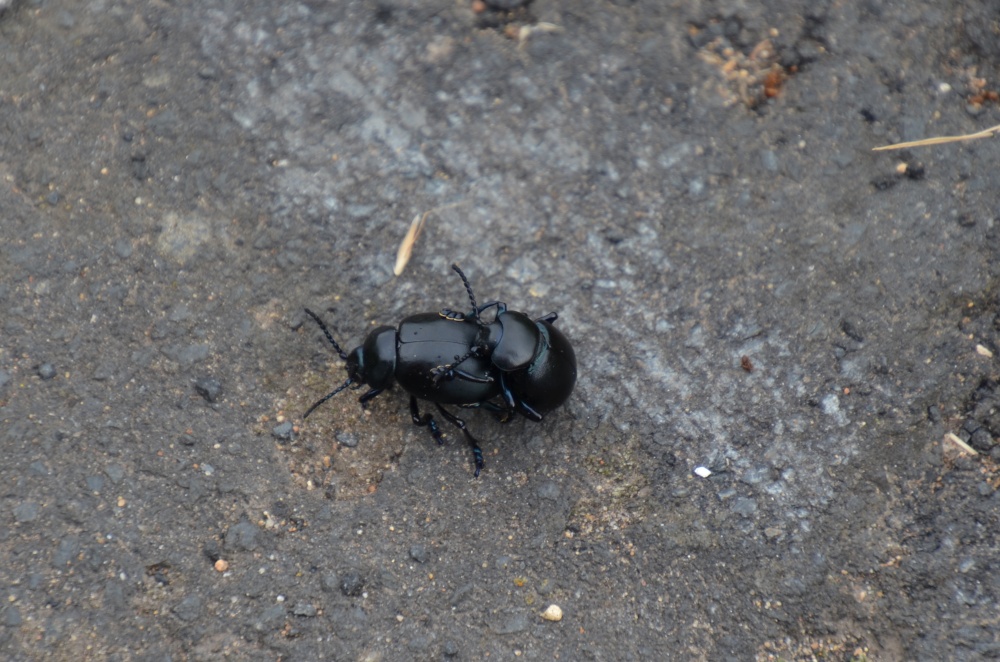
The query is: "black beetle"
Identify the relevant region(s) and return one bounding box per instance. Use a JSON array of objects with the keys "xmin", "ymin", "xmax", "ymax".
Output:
[{"xmin": 302, "ymin": 264, "xmax": 577, "ymax": 476}]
